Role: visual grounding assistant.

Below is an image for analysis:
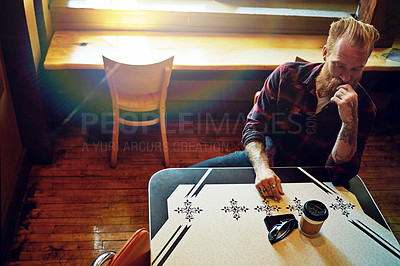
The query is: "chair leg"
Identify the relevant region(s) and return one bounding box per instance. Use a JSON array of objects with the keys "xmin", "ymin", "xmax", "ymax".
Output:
[
  {"xmin": 111, "ymin": 116, "xmax": 119, "ymax": 168},
  {"xmin": 159, "ymin": 111, "xmax": 169, "ymax": 167}
]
